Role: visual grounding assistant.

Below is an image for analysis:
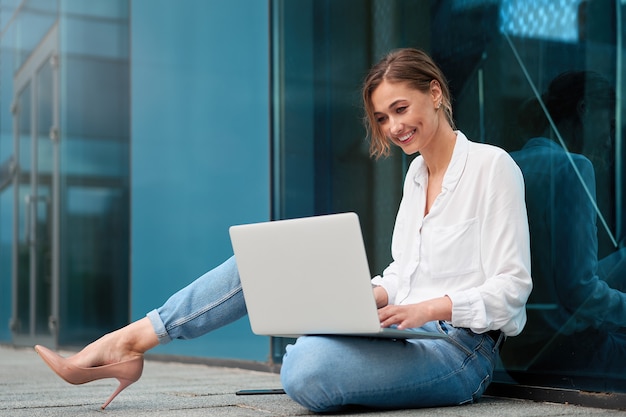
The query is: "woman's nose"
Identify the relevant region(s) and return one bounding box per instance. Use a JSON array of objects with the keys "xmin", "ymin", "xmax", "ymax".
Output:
[{"xmin": 390, "ymin": 119, "xmax": 403, "ymax": 135}]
